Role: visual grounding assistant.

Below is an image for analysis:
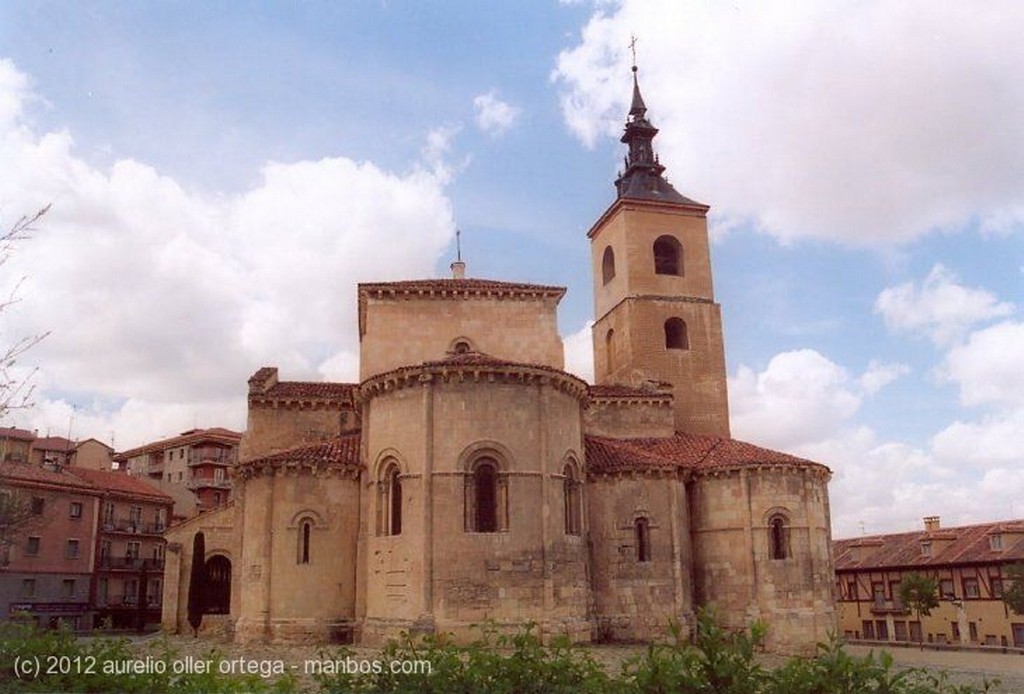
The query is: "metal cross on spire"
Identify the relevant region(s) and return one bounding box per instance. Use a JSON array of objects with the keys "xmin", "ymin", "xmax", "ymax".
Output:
[
  {"xmin": 629, "ymin": 35, "xmax": 638, "ymax": 69},
  {"xmin": 456, "ymin": 228, "xmax": 462, "ymax": 262}
]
